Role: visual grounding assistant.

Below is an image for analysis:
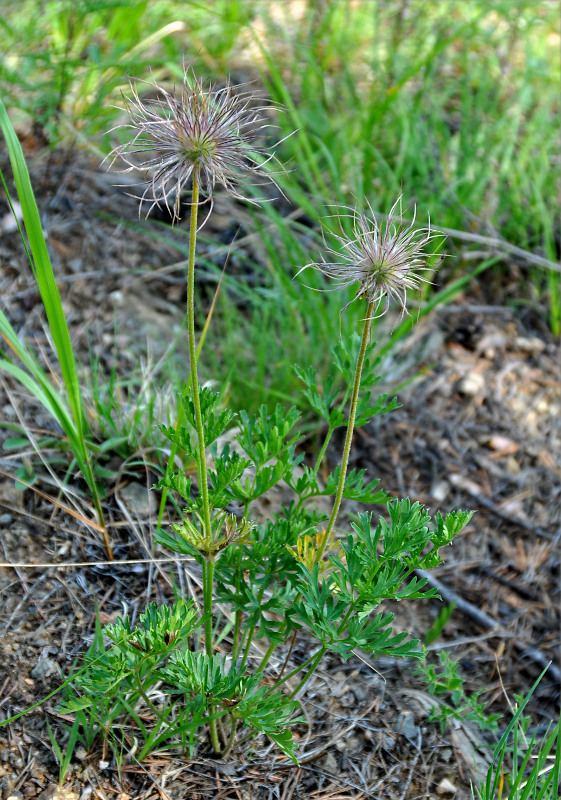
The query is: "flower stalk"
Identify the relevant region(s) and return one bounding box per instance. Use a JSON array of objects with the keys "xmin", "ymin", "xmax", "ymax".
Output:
[
  {"xmin": 185, "ymin": 173, "xmax": 220, "ymax": 753},
  {"xmin": 315, "ymin": 298, "xmax": 375, "ymax": 563},
  {"xmin": 186, "ymin": 176, "xmax": 212, "ymax": 546}
]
